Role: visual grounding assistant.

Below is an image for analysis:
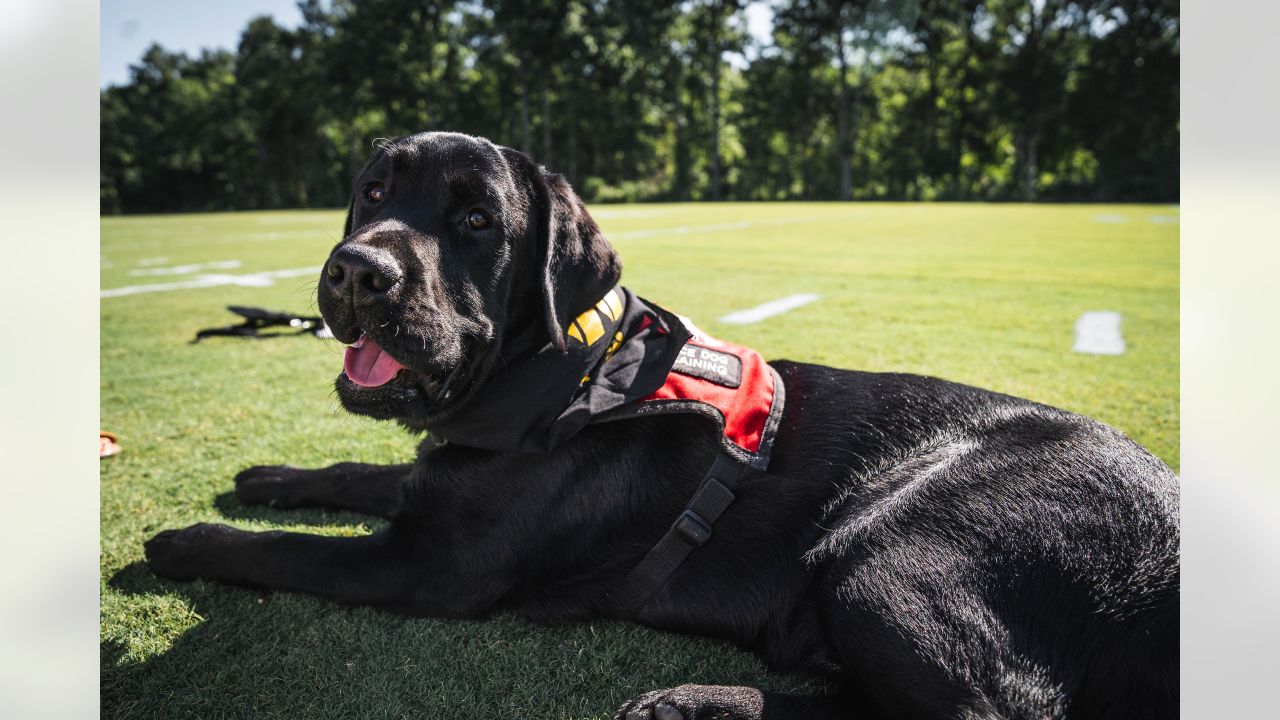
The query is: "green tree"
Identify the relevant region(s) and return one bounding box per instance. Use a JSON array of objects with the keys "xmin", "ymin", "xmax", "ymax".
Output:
[{"xmin": 100, "ymin": 0, "xmax": 1179, "ymax": 213}]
